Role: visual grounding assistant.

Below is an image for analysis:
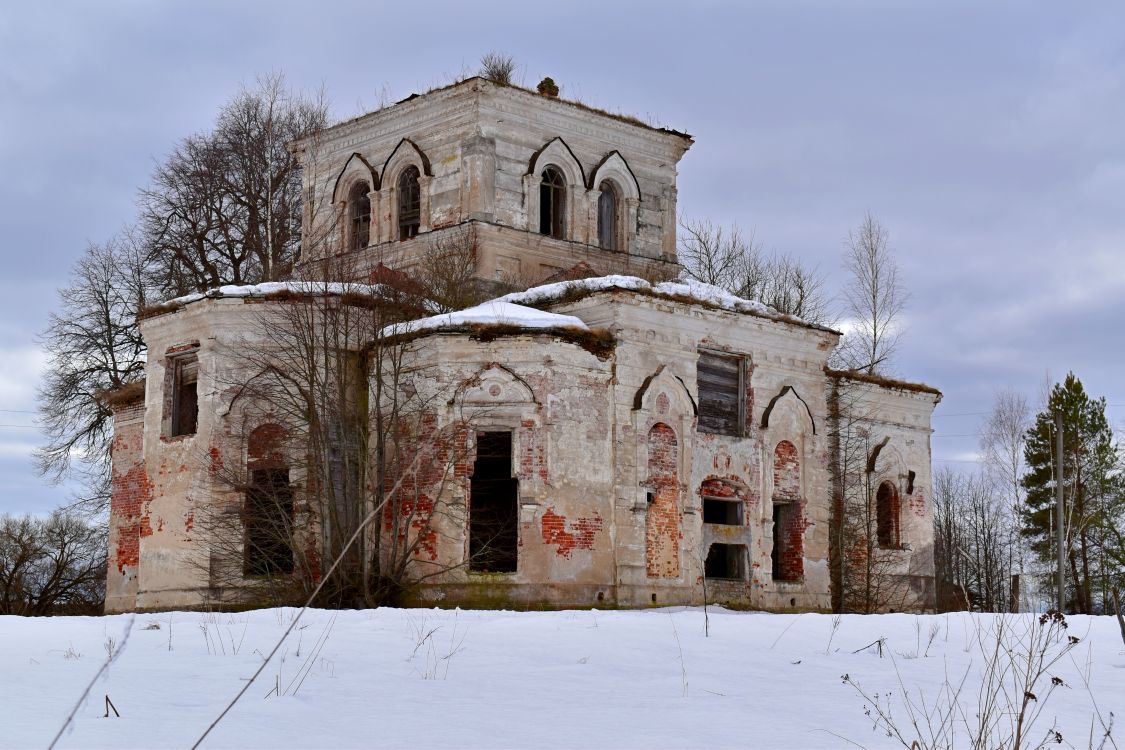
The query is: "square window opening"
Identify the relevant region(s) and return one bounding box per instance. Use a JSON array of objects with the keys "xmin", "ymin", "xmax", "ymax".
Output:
[
  {"xmin": 702, "ymin": 496, "xmax": 743, "ymax": 525},
  {"xmin": 704, "ymin": 543, "xmax": 746, "ymax": 580}
]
